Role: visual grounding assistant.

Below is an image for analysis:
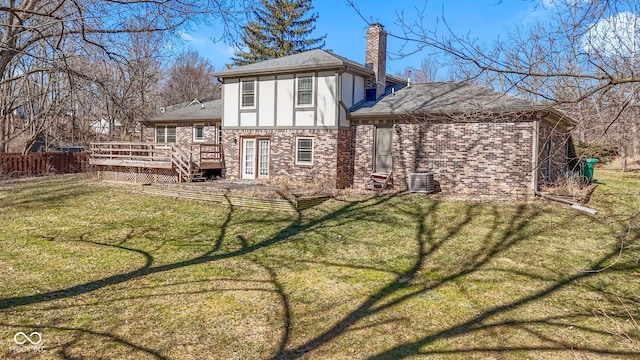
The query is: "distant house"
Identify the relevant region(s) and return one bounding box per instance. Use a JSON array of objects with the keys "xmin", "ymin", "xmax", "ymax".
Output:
[
  {"xmin": 91, "ymin": 118, "xmax": 122, "ymax": 135},
  {"xmin": 90, "ymin": 23, "xmax": 574, "ymax": 199}
]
